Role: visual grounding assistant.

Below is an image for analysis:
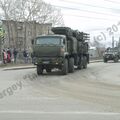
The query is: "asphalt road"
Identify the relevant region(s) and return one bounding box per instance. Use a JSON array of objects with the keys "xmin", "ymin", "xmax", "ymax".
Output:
[{"xmin": 0, "ymin": 62, "xmax": 120, "ymax": 119}]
